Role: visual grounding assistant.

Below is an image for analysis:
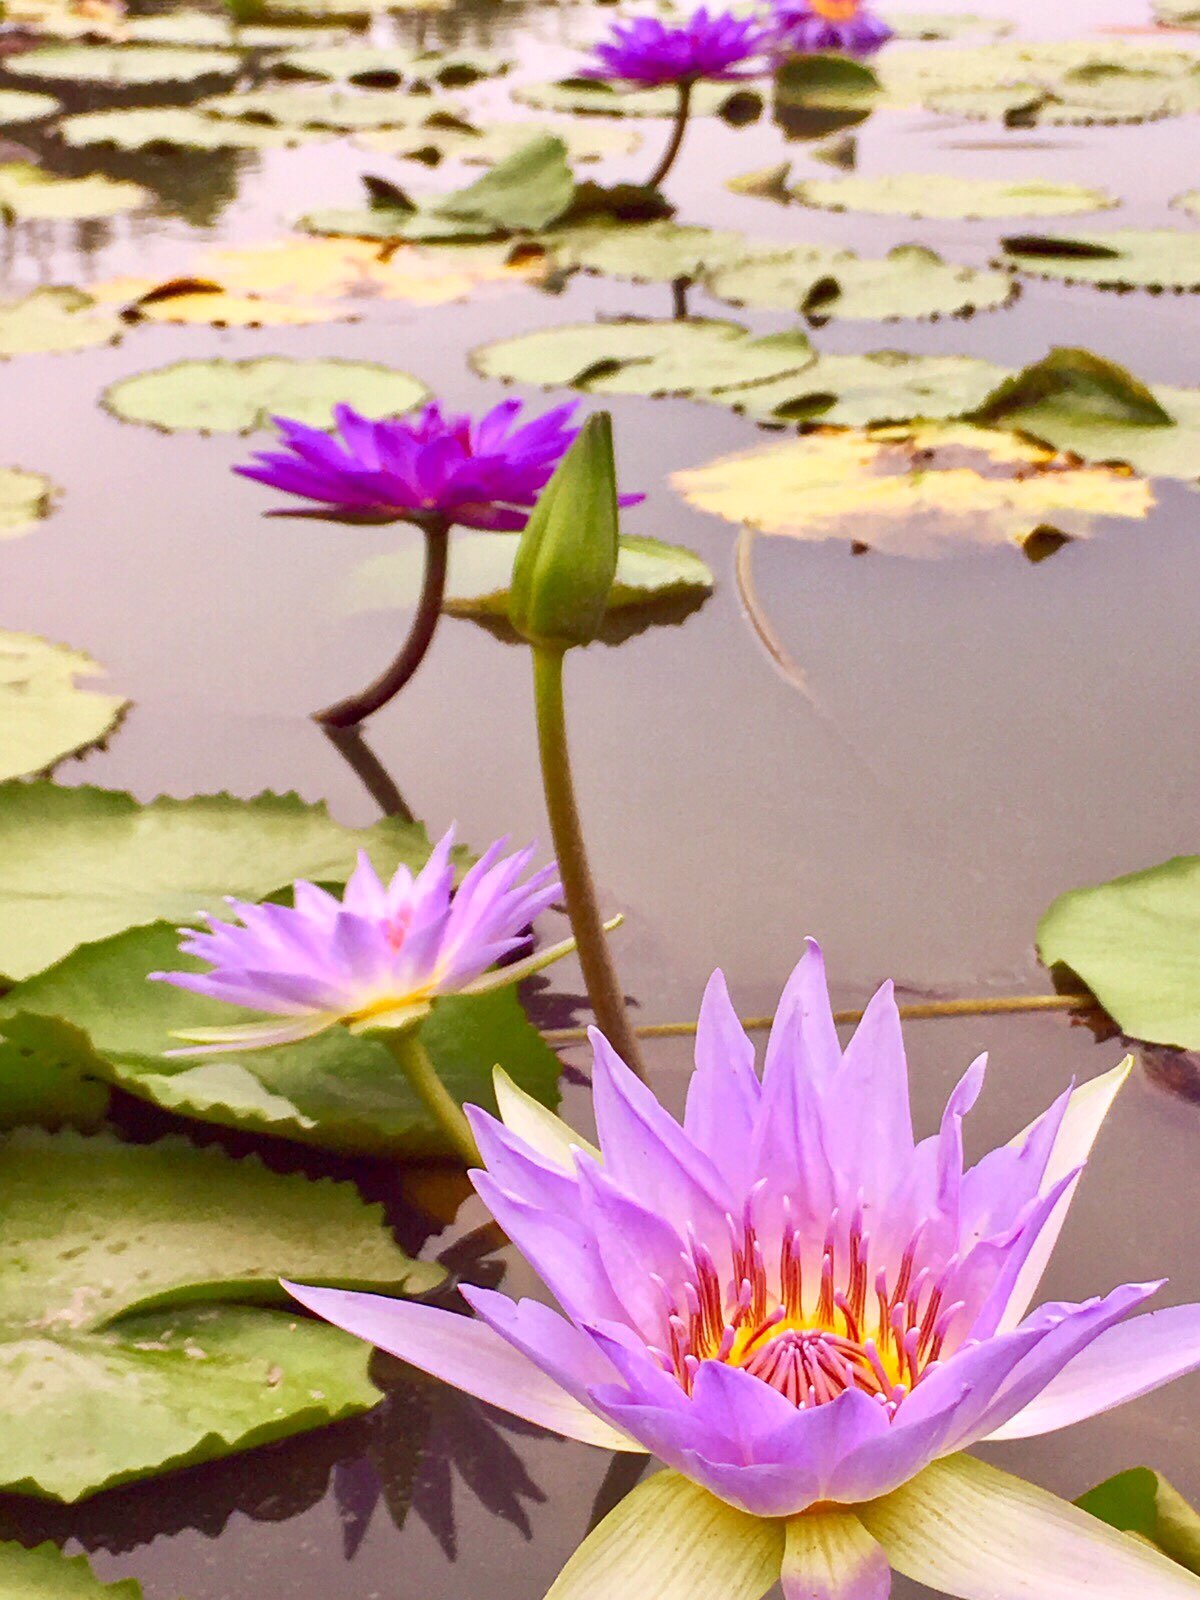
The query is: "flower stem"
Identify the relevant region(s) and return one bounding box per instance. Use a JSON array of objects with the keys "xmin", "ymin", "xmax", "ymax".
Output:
[
  {"xmin": 384, "ymin": 1027, "xmax": 480, "ymax": 1166},
  {"xmin": 532, "ymin": 643, "xmax": 649, "ymax": 1080},
  {"xmin": 314, "ymin": 518, "xmax": 450, "ymax": 729},
  {"xmin": 647, "ymin": 77, "xmax": 694, "ymax": 191}
]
